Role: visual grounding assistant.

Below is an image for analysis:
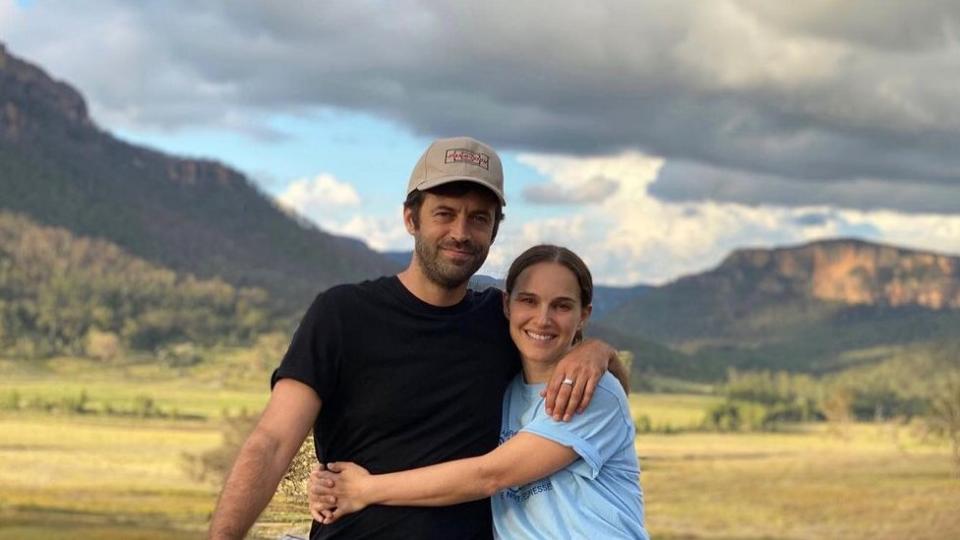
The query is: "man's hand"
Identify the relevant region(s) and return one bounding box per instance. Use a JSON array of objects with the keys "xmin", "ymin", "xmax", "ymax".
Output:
[
  {"xmin": 542, "ymin": 339, "xmax": 617, "ymax": 421},
  {"xmin": 309, "ymin": 462, "xmax": 374, "ymax": 524}
]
